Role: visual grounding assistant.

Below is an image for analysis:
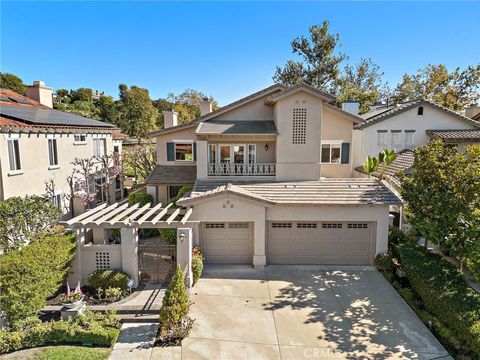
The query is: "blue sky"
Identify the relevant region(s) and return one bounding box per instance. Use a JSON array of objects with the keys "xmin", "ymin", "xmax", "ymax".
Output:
[{"xmin": 1, "ymin": 1, "xmax": 479, "ymax": 105}]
